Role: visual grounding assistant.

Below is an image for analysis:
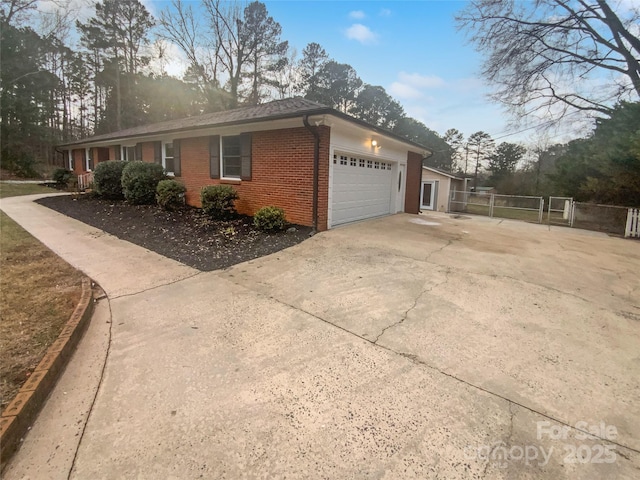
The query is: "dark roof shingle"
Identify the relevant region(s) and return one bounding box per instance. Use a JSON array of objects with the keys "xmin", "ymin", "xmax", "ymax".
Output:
[
  {"xmin": 63, "ymin": 98, "xmax": 328, "ymax": 146},
  {"xmin": 62, "ymin": 97, "xmax": 429, "ymax": 152}
]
